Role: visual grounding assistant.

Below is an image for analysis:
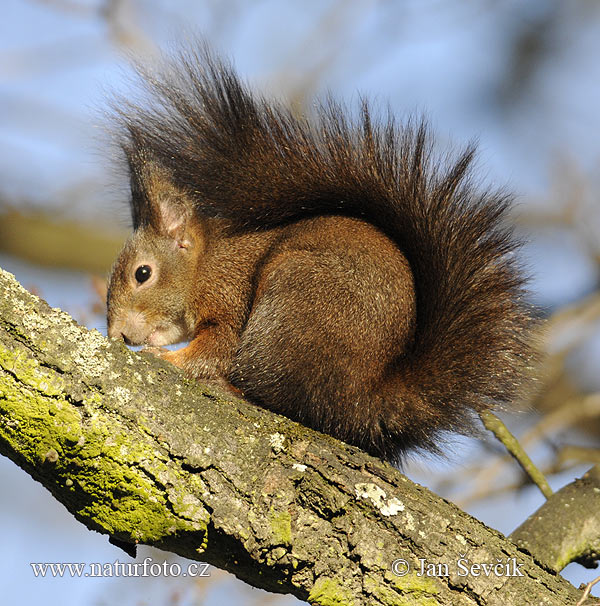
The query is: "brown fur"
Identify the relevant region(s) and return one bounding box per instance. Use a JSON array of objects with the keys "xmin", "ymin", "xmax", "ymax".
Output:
[{"xmin": 106, "ymin": 47, "xmax": 536, "ymax": 461}]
